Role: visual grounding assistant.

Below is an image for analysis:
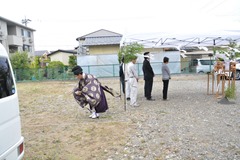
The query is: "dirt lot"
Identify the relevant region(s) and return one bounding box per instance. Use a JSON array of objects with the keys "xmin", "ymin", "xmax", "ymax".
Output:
[
  {"xmin": 17, "ymin": 74, "xmax": 240, "ymax": 160},
  {"xmin": 18, "ymin": 77, "xmax": 137, "ymax": 160}
]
